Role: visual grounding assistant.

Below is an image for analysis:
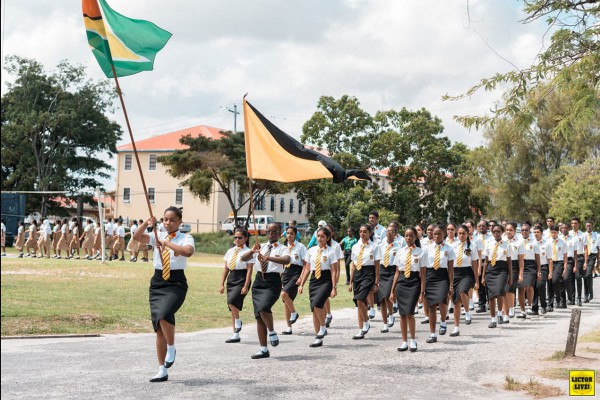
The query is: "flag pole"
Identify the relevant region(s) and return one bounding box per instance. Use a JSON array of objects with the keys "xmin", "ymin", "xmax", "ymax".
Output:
[
  {"xmin": 110, "ymin": 64, "xmax": 162, "ymax": 256},
  {"xmin": 243, "ymin": 94, "xmax": 263, "ymax": 278}
]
